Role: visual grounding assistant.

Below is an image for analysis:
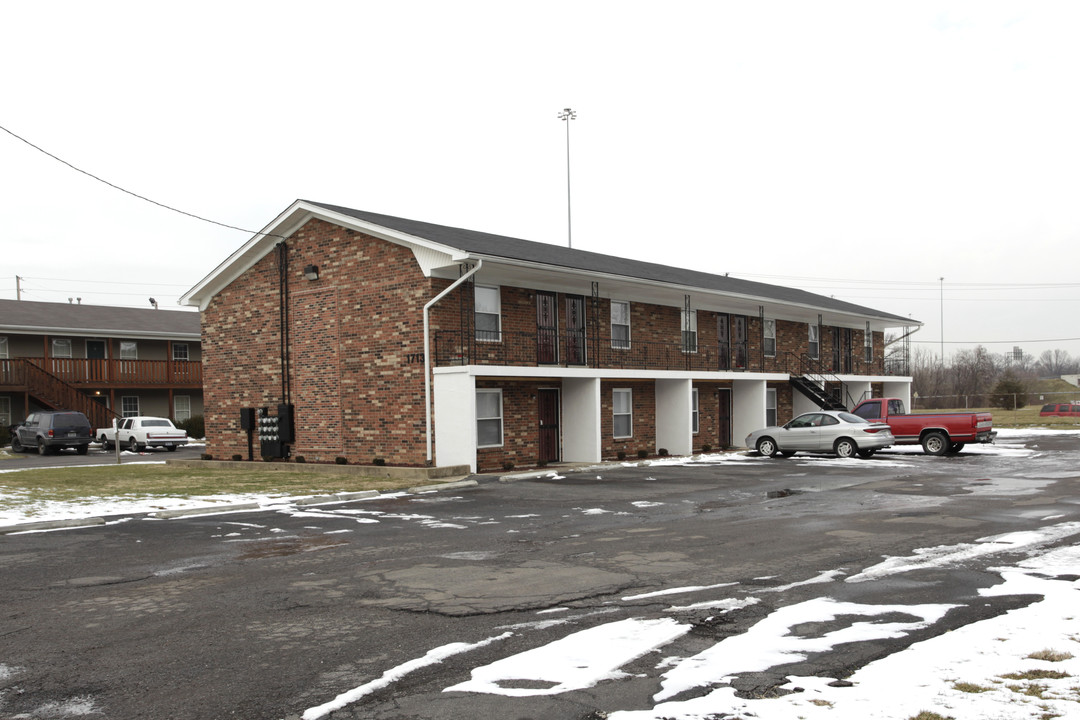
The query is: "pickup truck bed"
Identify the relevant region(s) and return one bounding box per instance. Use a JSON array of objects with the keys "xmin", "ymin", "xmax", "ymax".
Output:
[{"xmin": 851, "ymin": 398, "xmax": 996, "ymax": 455}]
